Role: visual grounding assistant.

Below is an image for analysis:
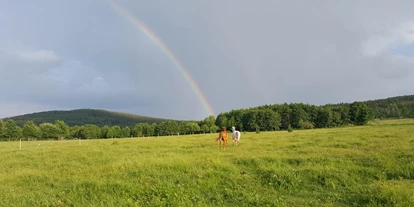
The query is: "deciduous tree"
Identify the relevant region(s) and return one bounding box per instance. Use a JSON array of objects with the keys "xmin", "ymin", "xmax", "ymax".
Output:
[{"xmin": 22, "ymin": 121, "xmax": 41, "ymax": 139}]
